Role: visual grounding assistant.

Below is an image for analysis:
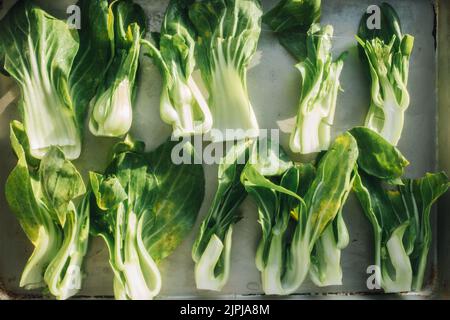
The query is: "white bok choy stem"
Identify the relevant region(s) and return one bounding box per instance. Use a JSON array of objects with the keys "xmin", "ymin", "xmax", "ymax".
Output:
[
  {"xmin": 194, "ymin": 228, "xmax": 233, "ymax": 291},
  {"xmin": 192, "ymin": 140, "xmax": 252, "ymax": 291},
  {"xmin": 112, "ymin": 205, "xmax": 161, "ymax": 300},
  {"xmin": 289, "ymin": 24, "xmax": 347, "ymax": 155}
]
